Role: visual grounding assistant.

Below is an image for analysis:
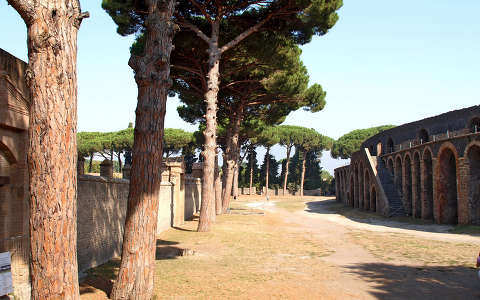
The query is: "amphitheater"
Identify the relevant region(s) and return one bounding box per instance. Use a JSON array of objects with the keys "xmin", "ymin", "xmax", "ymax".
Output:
[{"xmin": 335, "ymin": 105, "xmax": 480, "ymax": 224}]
